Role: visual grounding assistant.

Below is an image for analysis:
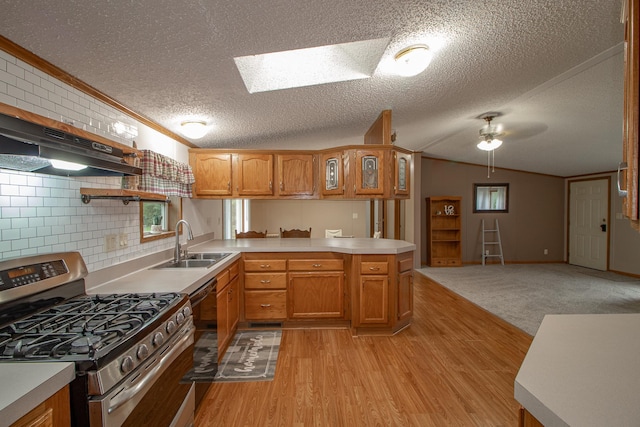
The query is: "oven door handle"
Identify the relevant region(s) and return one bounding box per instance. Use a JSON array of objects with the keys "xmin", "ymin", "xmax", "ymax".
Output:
[{"xmin": 107, "ymin": 322, "xmax": 194, "ymax": 415}]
